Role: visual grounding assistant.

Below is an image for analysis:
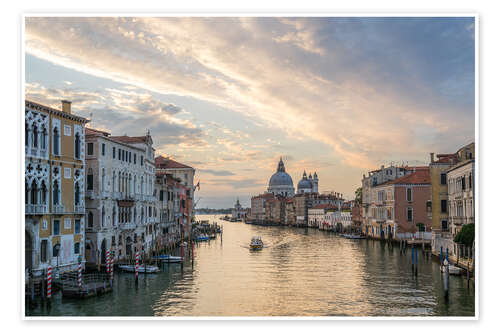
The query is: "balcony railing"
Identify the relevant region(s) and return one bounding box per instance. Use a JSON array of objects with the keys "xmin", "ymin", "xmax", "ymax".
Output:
[
  {"xmin": 85, "ymin": 190, "xmax": 95, "ymax": 199},
  {"xmin": 74, "ymin": 205, "xmax": 85, "ymax": 214},
  {"xmin": 121, "ymin": 222, "xmax": 137, "ymax": 230},
  {"xmin": 53, "ymin": 204, "xmax": 64, "ymax": 214},
  {"xmin": 25, "ymin": 204, "xmax": 49, "ymax": 214},
  {"xmin": 101, "ymin": 191, "xmax": 110, "ymax": 199}
]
